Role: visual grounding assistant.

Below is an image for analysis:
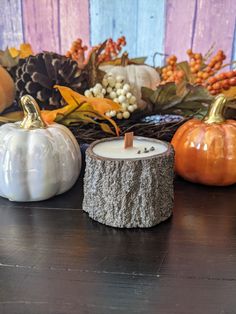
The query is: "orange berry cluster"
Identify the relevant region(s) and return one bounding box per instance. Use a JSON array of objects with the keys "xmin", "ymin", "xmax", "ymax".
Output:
[
  {"xmin": 66, "ymin": 36, "xmax": 126, "ymax": 67},
  {"xmin": 206, "ymin": 70, "xmax": 236, "ymax": 95},
  {"xmin": 187, "ymin": 49, "xmax": 226, "ymax": 85},
  {"xmin": 187, "ymin": 49, "xmax": 203, "ymax": 75},
  {"xmin": 65, "ymin": 38, "xmax": 88, "ymax": 66},
  {"xmin": 161, "ymin": 55, "xmax": 184, "ymax": 84},
  {"xmin": 97, "ymin": 36, "xmax": 126, "ymax": 63}
]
